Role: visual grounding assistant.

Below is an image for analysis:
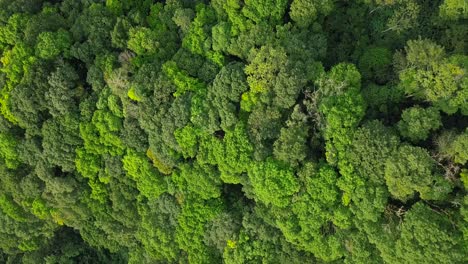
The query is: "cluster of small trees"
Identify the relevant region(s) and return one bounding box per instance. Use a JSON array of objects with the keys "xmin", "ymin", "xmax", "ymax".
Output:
[{"xmin": 0, "ymin": 0, "xmax": 466, "ymax": 263}]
